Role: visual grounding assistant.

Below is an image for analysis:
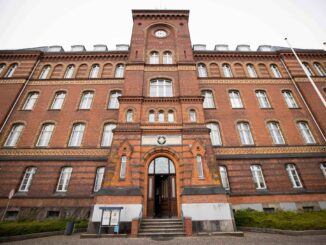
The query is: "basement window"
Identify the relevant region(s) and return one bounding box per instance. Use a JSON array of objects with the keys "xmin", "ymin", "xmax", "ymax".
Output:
[
  {"xmin": 302, "ymin": 206, "xmax": 314, "ymax": 212},
  {"xmin": 5, "ymin": 210, "xmax": 19, "ymax": 220},
  {"xmin": 47, "ymin": 211, "xmax": 60, "ymax": 219},
  {"xmin": 263, "ymin": 207, "xmax": 275, "ymax": 213}
]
